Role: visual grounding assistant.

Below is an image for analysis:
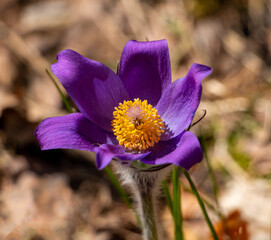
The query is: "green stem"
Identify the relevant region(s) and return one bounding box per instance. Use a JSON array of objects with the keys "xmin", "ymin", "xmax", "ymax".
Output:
[
  {"xmin": 46, "ymin": 68, "xmax": 73, "ymax": 113},
  {"xmin": 180, "ymin": 168, "xmax": 219, "ymax": 240},
  {"xmin": 172, "ymin": 167, "xmax": 185, "ymax": 240},
  {"xmin": 104, "ymin": 166, "xmax": 132, "ymax": 208},
  {"xmin": 201, "ymin": 138, "xmax": 219, "ymax": 207},
  {"xmin": 162, "ymin": 180, "xmax": 173, "ymax": 215},
  {"xmin": 138, "ymin": 190, "xmax": 158, "ymax": 240},
  {"xmin": 180, "ymin": 182, "xmax": 223, "ymax": 219},
  {"xmin": 104, "ymin": 166, "xmax": 141, "ymax": 225}
]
